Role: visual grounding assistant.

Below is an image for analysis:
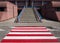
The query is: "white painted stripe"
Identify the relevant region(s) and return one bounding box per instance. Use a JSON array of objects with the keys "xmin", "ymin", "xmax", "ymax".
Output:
[
  {"xmin": 4, "ymin": 36, "xmax": 57, "ymax": 39},
  {"xmin": 8, "ymin": 32, "xmax": 52, "ymax": 34}
]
